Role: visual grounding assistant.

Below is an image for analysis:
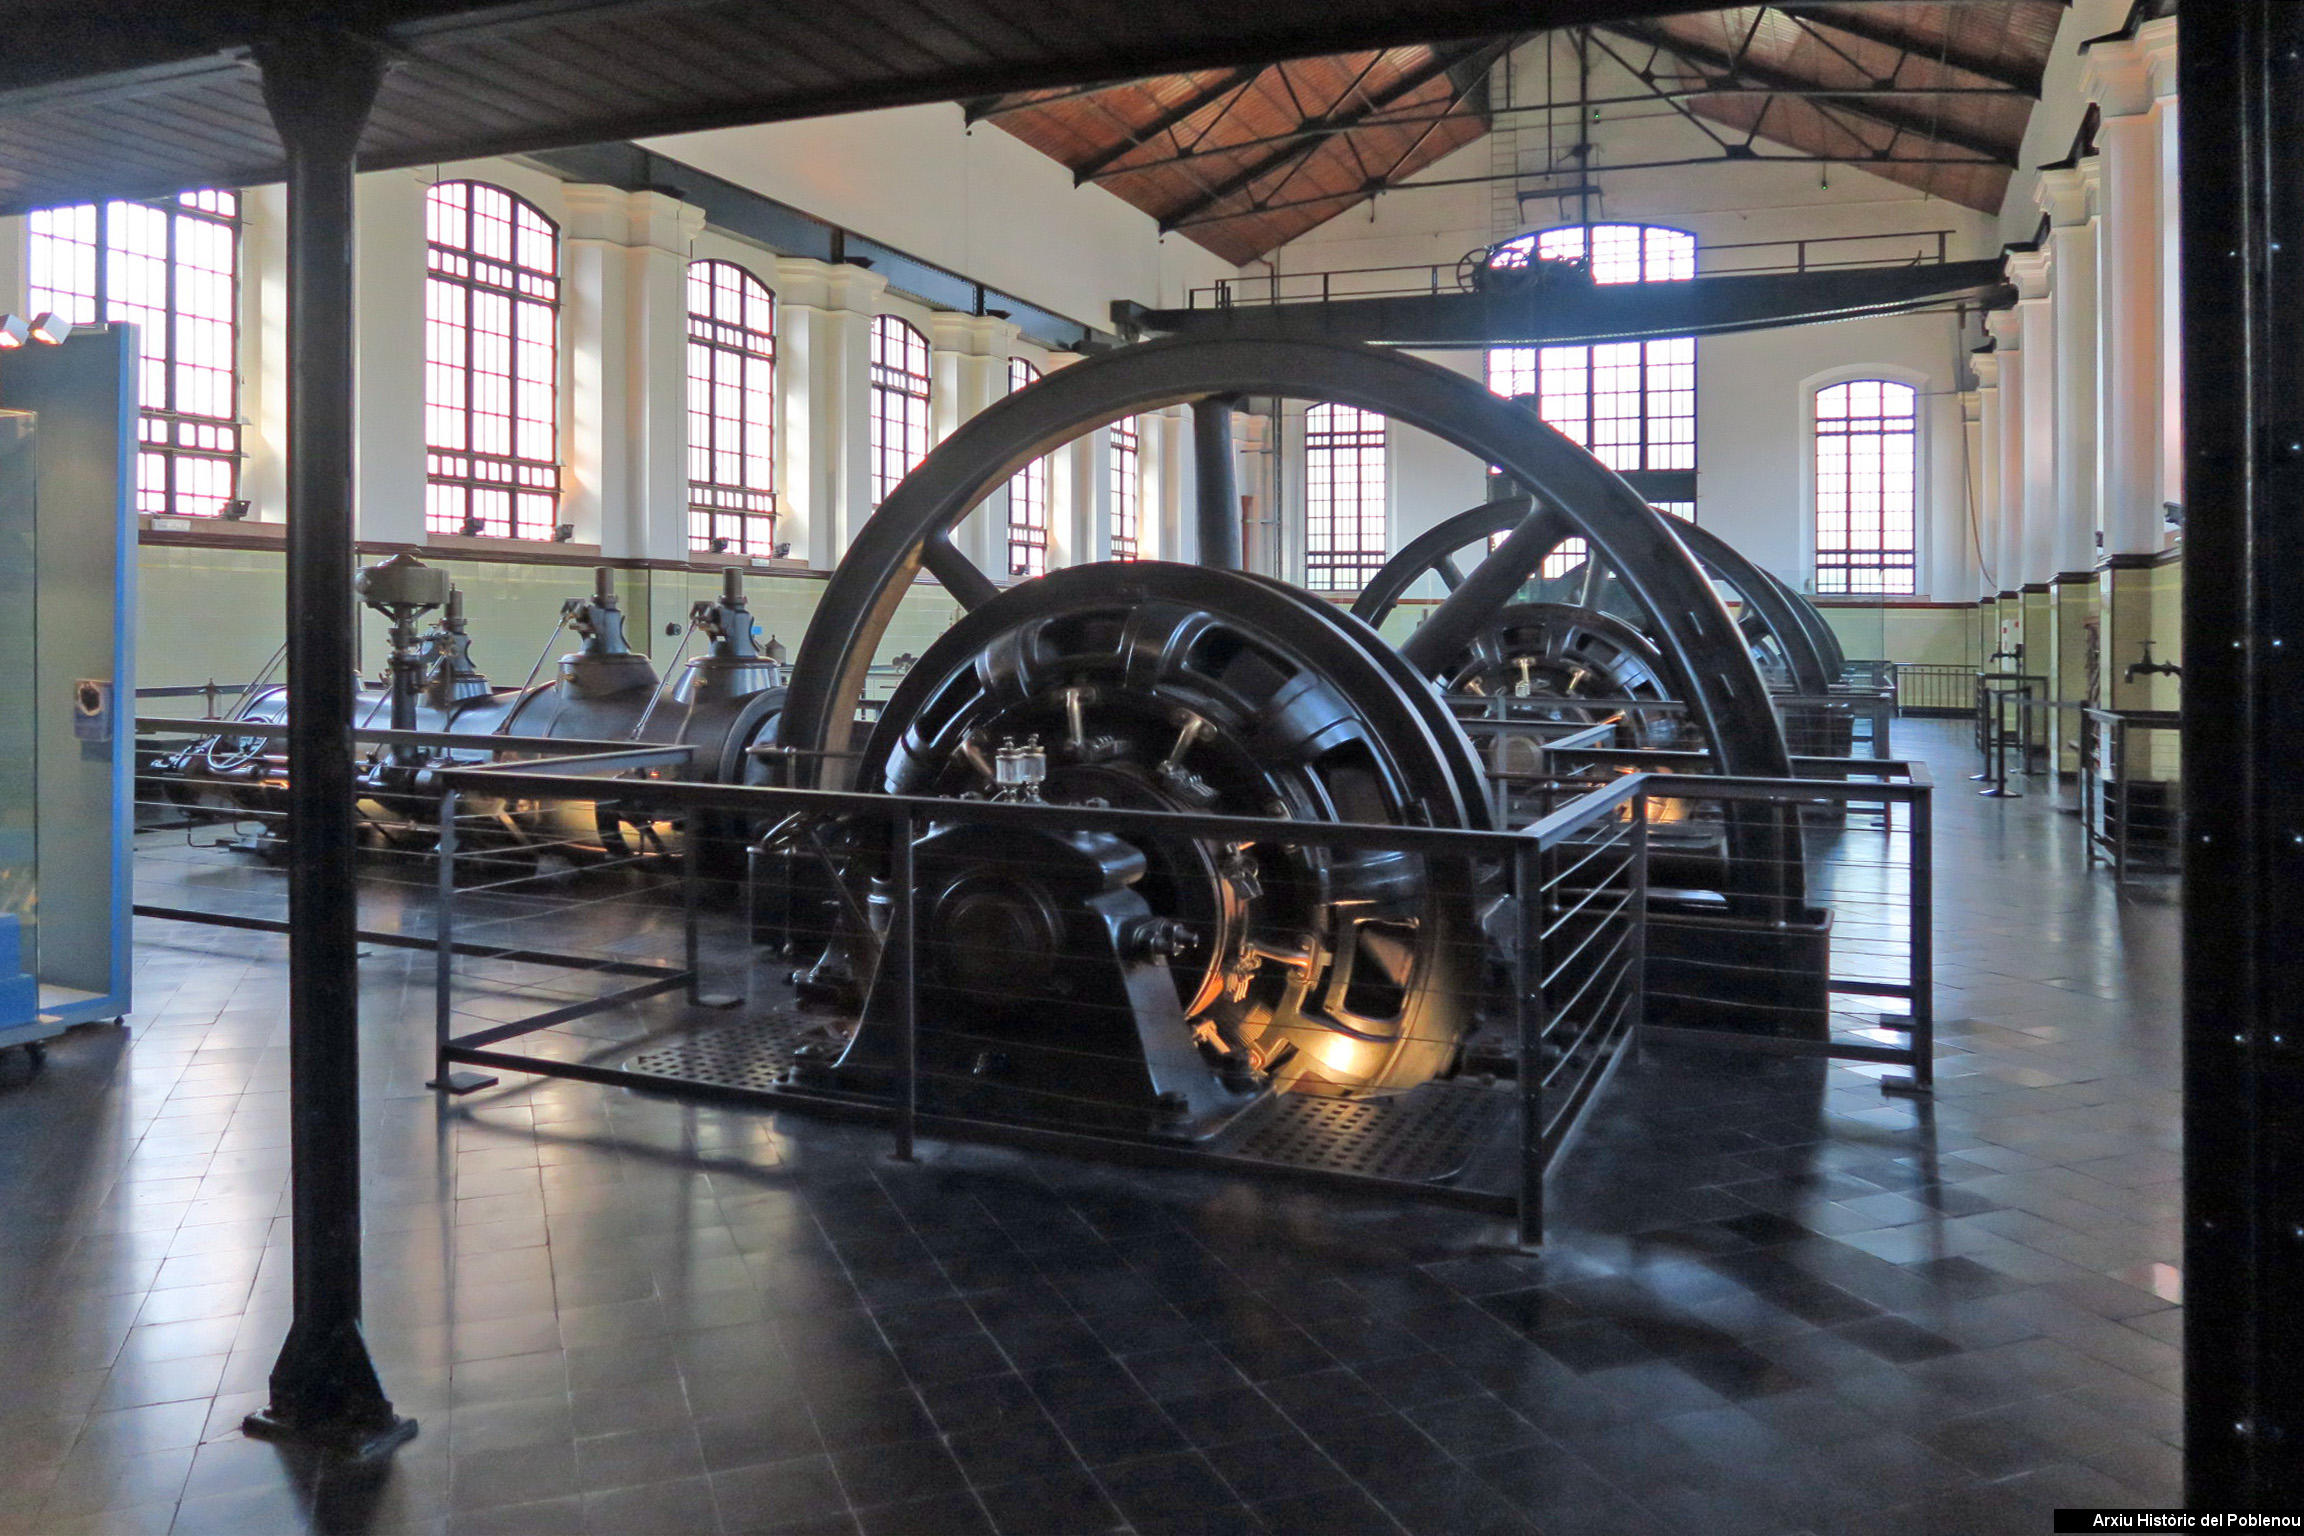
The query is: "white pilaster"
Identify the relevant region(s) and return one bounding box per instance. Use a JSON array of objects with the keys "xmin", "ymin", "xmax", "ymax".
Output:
[
  {"xmin": 926, "ymin": 311, "xmax": 1017, "ymax": 573},
  {"xmin": 563, "ymin": 185, "xmax": 704, "ymax": 561},
  {"xmin": 1967, "ymin": 360, "xmax": 1999, "ymax": 596},
  {"xmin": 2036, "ymin": 165, "xmax": 2099, "ymax": 579},
  {"xmin": 0, "ymin": 214, "xmax": 23, "ymax": 313},
  {"xmin": 1148, "ymin": 405, "xmax": 1187, "ymax": 564},
  {"xmin": 2083, "ymin": 15, "xmax": 2179, "ymax": 556},
  {"xmin": 1984, "ymin": 308, "xmax": 2024, "ymax": 593},
  {"xmin": 354, "ymin": 170, "xmax": 431, "ymax": 545},
  {"xmin": 773, "ymin": 257, "xmax": 886, "ymax": 567},
  {"xmin": 238, "ymin": 185, "xmax": 287, "ymax": 523},
  {"xmin": 2007, "ymin": 248, "xmax": 2056, "ymax": 587}
]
